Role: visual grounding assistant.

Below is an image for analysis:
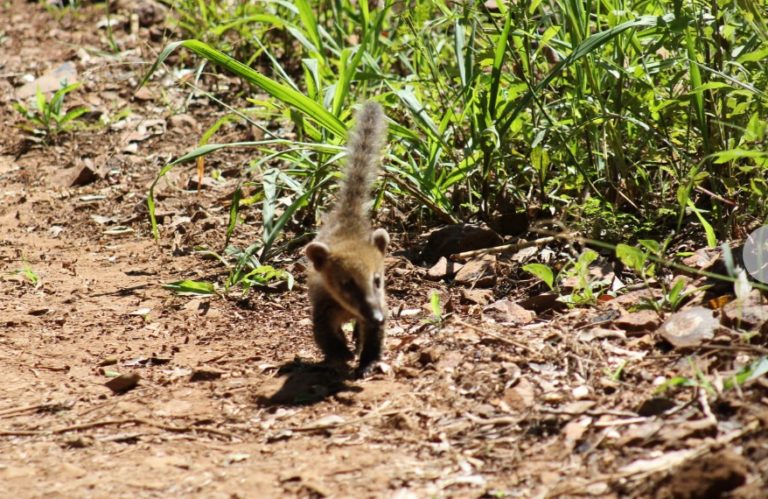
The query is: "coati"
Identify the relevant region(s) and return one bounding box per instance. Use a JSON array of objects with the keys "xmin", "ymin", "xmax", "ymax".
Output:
[{"xmin": 304, "ymin": 101, "xmax": 389, "ymax": 378}]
